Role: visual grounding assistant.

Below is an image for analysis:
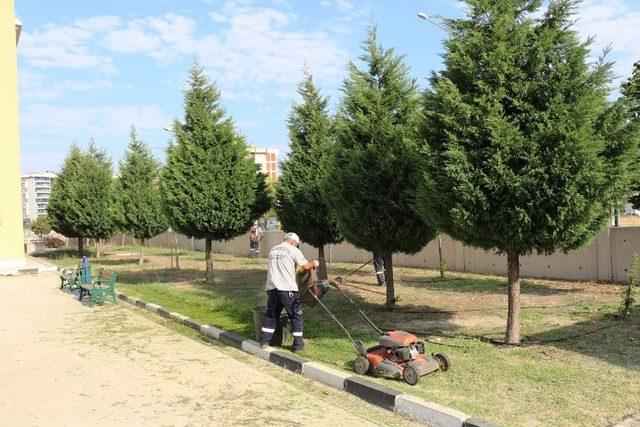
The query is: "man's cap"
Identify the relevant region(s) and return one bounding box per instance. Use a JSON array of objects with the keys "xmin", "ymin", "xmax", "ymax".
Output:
[{"xmin": 284, "ymin": 232, "xmax": 300, "ymax": 243}]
